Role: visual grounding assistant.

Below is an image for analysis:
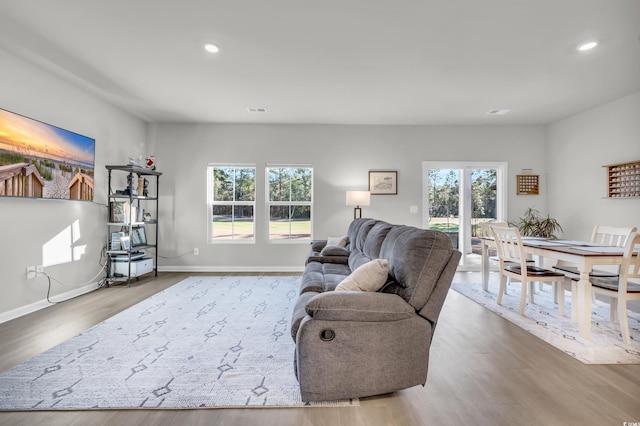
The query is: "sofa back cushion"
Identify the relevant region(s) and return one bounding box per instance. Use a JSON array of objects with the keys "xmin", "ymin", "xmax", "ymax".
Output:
[
  {"xmin": 379, "ymin": 226, "xmax": 453, "ymax": 311},
  {"xmin": 351, "ymin": 219, "xmax": 377, "ymax": 252},
  {"xmin": 363, "ymin": 221, "xmax": 393, "ymax": 259}
]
